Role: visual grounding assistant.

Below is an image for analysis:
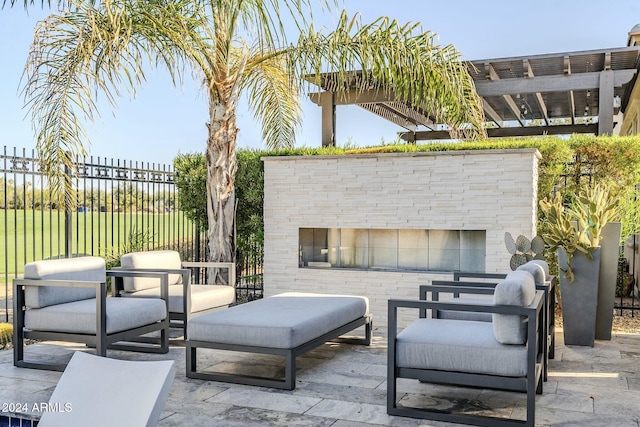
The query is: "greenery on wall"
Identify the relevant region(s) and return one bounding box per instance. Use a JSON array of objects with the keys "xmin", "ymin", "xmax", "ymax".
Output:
[{"xmin": 175, "ymin": 135, "xmax": 640, "ymax": 266}]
